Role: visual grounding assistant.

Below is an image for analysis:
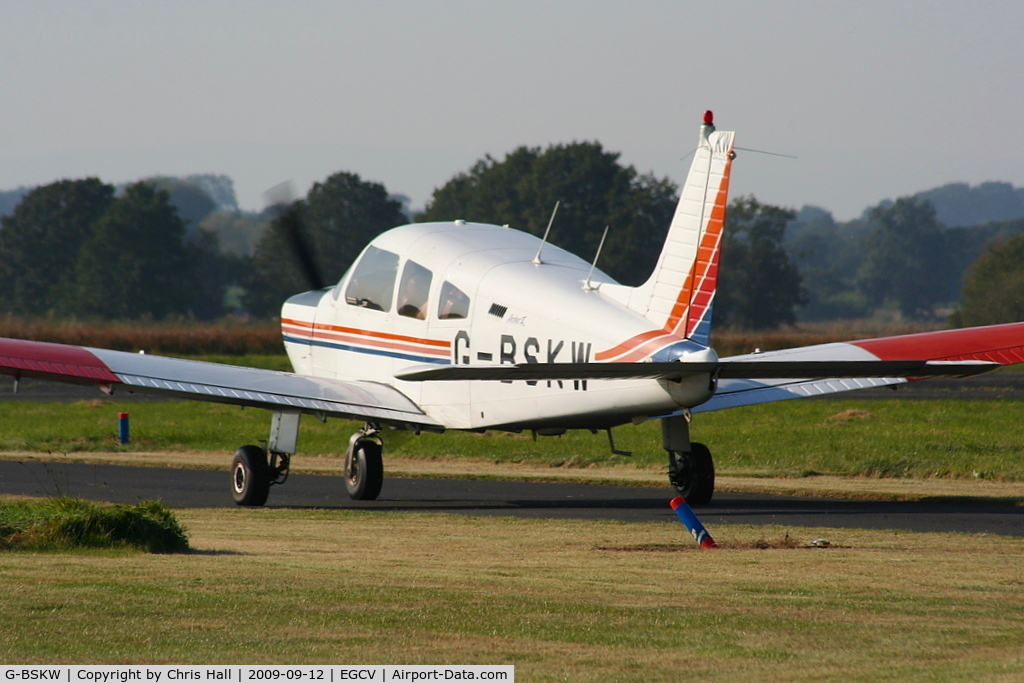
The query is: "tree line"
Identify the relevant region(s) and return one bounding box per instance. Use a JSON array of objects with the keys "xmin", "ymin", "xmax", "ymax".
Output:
[
  {"xmin": 0, "ymin": 179, "xmax": 240, "ymax": 320},
  {"xmin": 2, "ymin": 147, "xmax": 1023, "ymax": 329},
  {"xmin": 787, "ymin": 193, "xmax": 1024, "ymax": 326}
]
